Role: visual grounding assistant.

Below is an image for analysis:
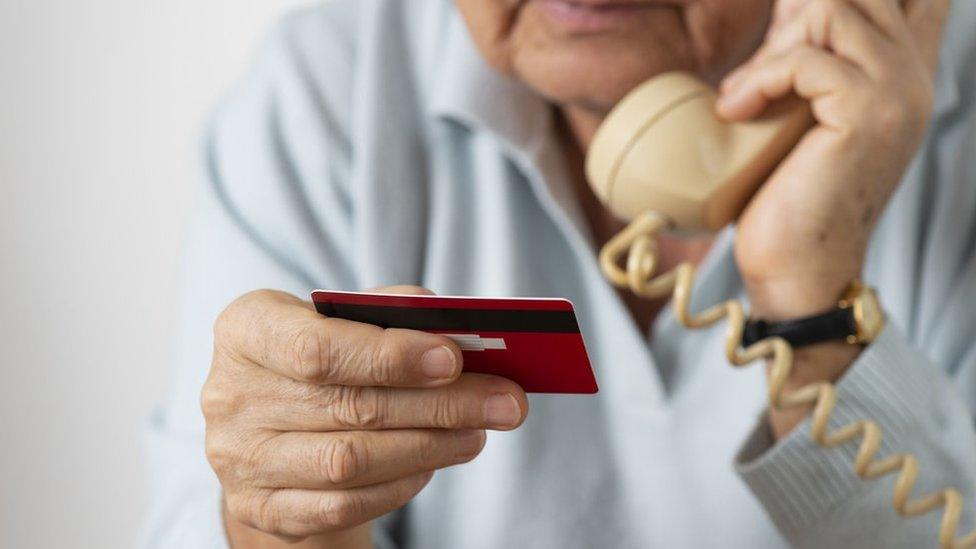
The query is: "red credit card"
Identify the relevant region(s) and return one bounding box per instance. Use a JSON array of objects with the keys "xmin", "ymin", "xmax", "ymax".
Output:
[{"xmin": 311, "ymin": 290, "xmax": 598, "ymax": 394}]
